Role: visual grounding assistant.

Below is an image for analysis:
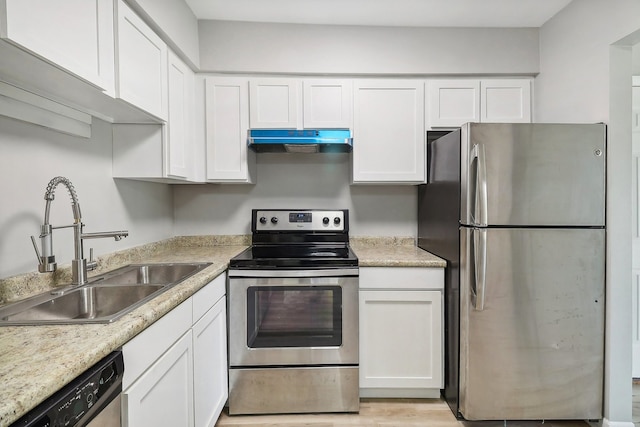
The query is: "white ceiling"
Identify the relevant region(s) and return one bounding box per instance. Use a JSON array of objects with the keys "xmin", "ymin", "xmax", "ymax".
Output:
[{"xmin": 184, "ymin": 0, "xmax": 574, "ymax": 27}]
